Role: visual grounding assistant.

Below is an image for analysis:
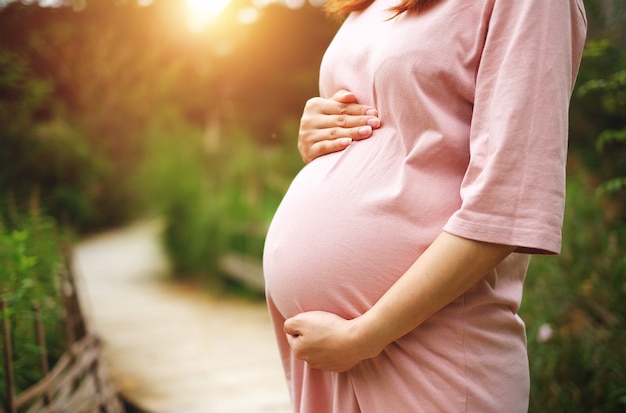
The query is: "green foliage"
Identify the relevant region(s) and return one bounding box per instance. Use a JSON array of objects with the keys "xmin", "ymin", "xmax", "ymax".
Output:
[
  {"xmin": 136, "ymin": 114, "xmax": 302, "ymax": 283},
  {"xmin": 1, "ymin": 119, "xmax": 109, "ymax": 231},
  {"xmin": 0, "ymin": 214, "xmax": 68, "ymax": 401},
  {"xmin": 0, "ymin": 48, "xmax": 50, "ymax": 135},
  {"xmin": 0, "ymin": 40, "xmax": 115, "ymax": 232},
  {"xmin": 0, "ymin": 1, "xmax": 335, "ymax": 233},
  {"xmin": 571, "ymin": 37, "xmax": 626, "ymax": 209},
  {"xmin": 523, "ymin": 176, "xmax": 626, "ymax": 412}
]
